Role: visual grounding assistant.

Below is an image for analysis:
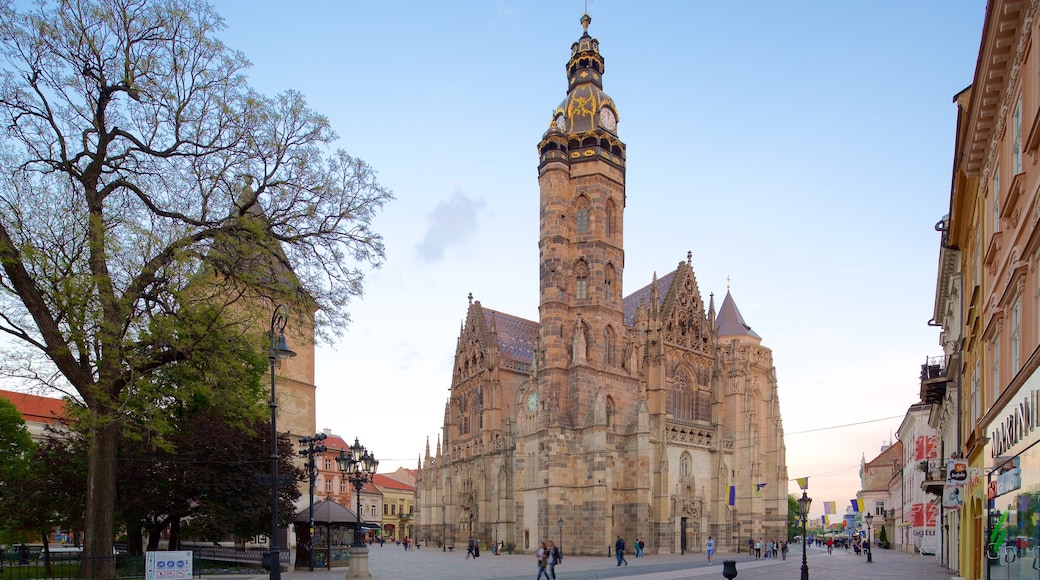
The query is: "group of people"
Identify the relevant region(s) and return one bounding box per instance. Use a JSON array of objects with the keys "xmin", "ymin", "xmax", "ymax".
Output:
[
  {"xmin": 535, "ymin": 540, "xmax": 562, "ymax": 579},
  {"xmin": 466, "ymin": 537, "xmax": 505, "ymax": 557},
  {"xmin": 748, "ymin": 537, "xmax": 788, "ymax": 560}
]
